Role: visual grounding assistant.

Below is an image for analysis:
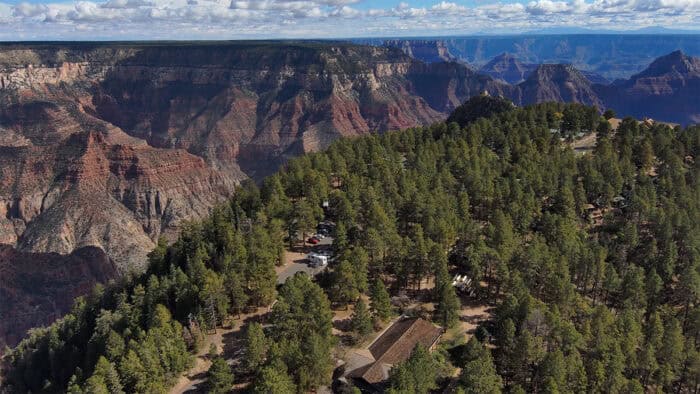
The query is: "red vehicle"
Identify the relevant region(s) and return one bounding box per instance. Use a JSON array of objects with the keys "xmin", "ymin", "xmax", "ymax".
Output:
[{"xmin": 307, "ymin": 237, "xmax": 320, "ymax": 244}]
